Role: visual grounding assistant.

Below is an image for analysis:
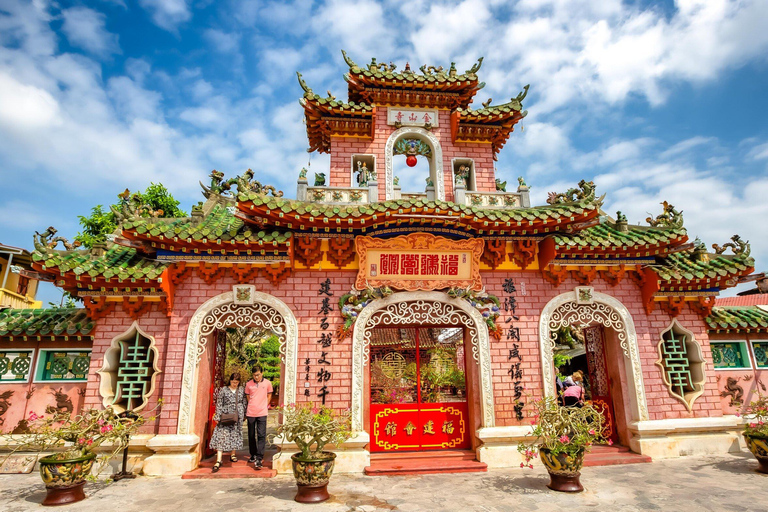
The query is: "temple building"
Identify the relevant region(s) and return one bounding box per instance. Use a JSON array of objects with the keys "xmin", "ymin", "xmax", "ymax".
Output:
[{"xmin": 1, "ymin": 52, "xmax": 766, "ymax": 476}]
